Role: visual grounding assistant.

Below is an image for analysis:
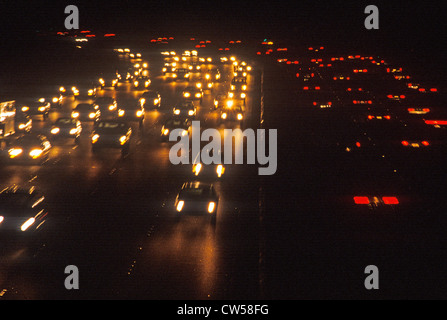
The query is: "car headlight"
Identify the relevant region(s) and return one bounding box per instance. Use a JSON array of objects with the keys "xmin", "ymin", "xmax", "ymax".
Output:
[
  {"xmin": 176, "ymin": 200, "xmax": 184, "ymax": 212},
  {"xmin": 196, "ymin": 82, "xmax": 202, "ymax": 88},
  {"xmin": 134, "ymin": 81, "xmax": 139, "ymax": 86},
  {"xmin": 207, "ymin": 201, "xmax": 216, "ymax": 213},
  {"xmin": 195, "ymin": 93, "xmax": 201, "ymax": 98},
  {"xmin": 136, "ymin": 110, "xmax": 143, "ymax": 117},
  {"xmin": 38, "ymin": 106, "xmax": 46, "ymax": 112},
  {"xmin": 21, "ymin": 106, "xmax": 29, "ymax": 112},
  {"xmin": 247, "ymin": 66, "xmax": 252, "ymax": 71},
  {"xmin": 174, "ymin": 109, "xmax": 180, "ymax": 115},
  {"xmin": 184, "ymin": 73, "xmax": 189, "ymax": 78},
  {"xmin": 145, "ymin": 81, "xmax": 150, "ymax": 87},
  {"xmin": 69, "ymin": 128, "xmax": 78, "ymax": 135},
  {"xmin": 241, "ymin": 93, "xmax": 246, "ymax": 99},
  {"xmin": 108, "ymin": 104, "xmax": 116, "ymax": 111},
  {"xmin": 18, "ymin": 124, "xmax": 26, "ymax": 130},
  {"xmin": 216, "ymin": 164, "xmax": 225, "ymax": 177},
  {"xmin": 88, "ymin": 89, "xmax": 94, "ymax": 95},
  {"xmin": 118, "ymin": 109, "xmax": 125, "ymax": 117},
  {"xmin": 242, "ymin": 85, "xmax": 247, "ymax": 90},
  {"xmin": 231, "ymin": 85, "xmax": 235, "ymax": 90},
  {"xmin": 92, "ymin": 134, "xmax": 100, "ymax": 143},
  {"xmin": 193, "ymin": 163, "xmax": 202, "ymax": 175},
  {"xmin": 72, "ymin": 111, "xmax": 80, "ymax": 118},
  {"xmin": 153, "ymin": 99, "xmax": 159, "ymax": 105},
  {"xmin": 29, "ymin": 148, "xmax": 43, "ymax": 159},
  {"xmin": 21, "ymin": 217, "xmax": 35, "ymax": 231},
  {"xmin": 188, "ymin": 110, "xmax": 194, "ymax": 116},
  {"xmin": 88, "ymin": 112, "xmax": 96, "ymax": 119},
  {"xmin": 119, "ymin": 135, "xmax": 127, "ymax": 145},
  {"xmin": 237, "ymin": 113, "xmax": 243, "ymax": 120},
  {"xmin": 172, "ymin": 74, "xmax": 177, "ymax": 78},
  {"xmin": 163, "ymin": 128, "xmax": 169, "ymax": 135},
  {"xmin": 184, "ymin": 92, "xmax": 190, "ymax": 98},
  {"xmin": 60, "ymin": 86, "xmax": 66, "ymax": 92},
  {"xmin": 99, "ymin": 78, "xmax": 105, "ymax": 84},
  {"xmin": 52, "ymin": 97, "xmax": 60, "ymax": 103},
  {"xmin": 51, "ymin": 127, "xmax": 60, "ymax": 134},
  {"xmin": 8, "ymin": 148, "xmax": 23, "ymax": 158},
  {"xmin": 140, "ymin": 98, "xmax": 146, "ymax": 105},
  {"xmin": 221, "ymin": 113, "xmax": 227, "ymax": 119}
]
